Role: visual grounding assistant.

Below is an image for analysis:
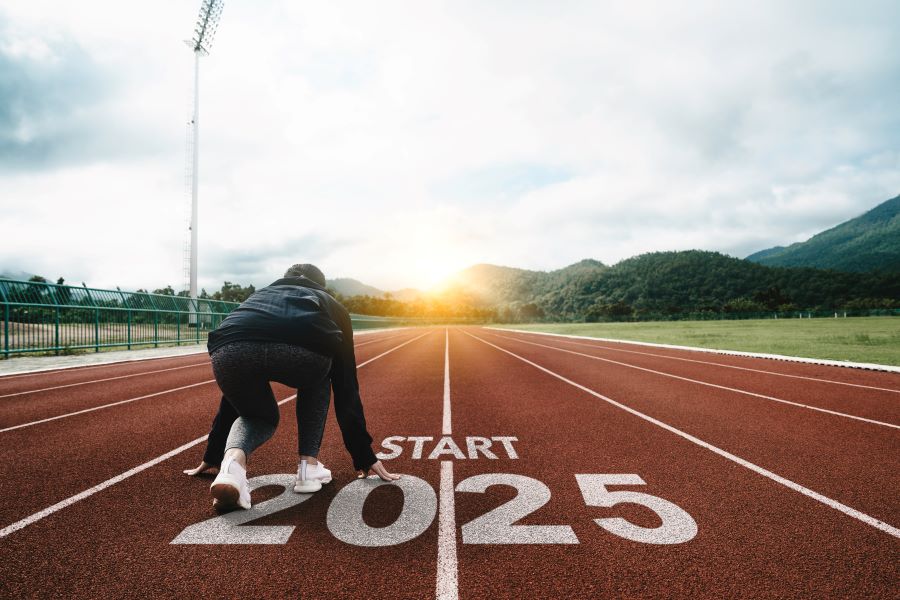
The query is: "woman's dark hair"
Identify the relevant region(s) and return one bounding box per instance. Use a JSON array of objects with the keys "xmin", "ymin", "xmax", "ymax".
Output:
[{"xmin": 284, "ymin": 264, "xmax": 326, "ymax": 287}]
